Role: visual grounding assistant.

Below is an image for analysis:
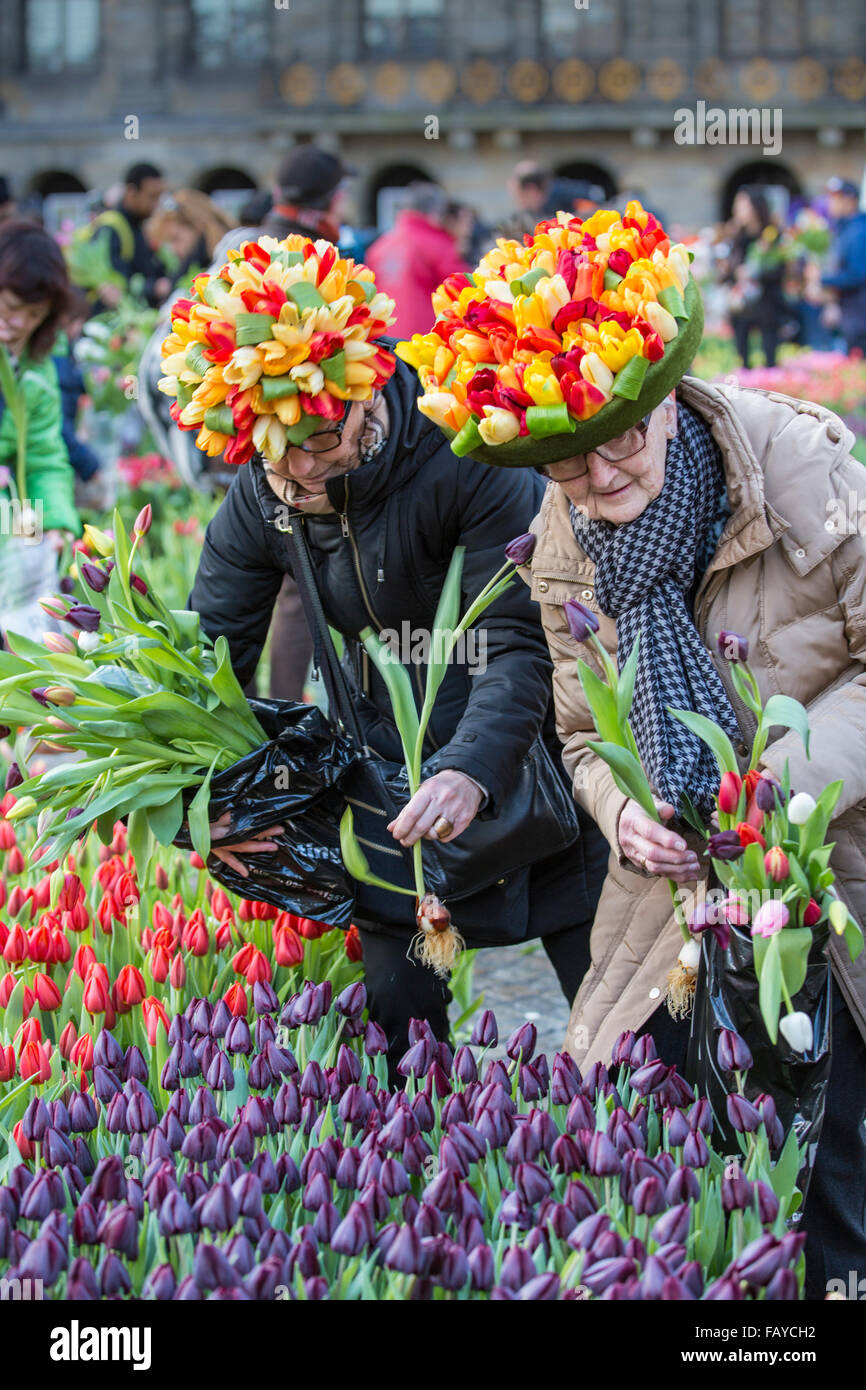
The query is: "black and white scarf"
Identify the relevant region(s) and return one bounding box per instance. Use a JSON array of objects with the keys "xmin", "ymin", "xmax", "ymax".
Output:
[{"xmin": 570, "ymin": 403, "xmax": 738, "ymax": 820}]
